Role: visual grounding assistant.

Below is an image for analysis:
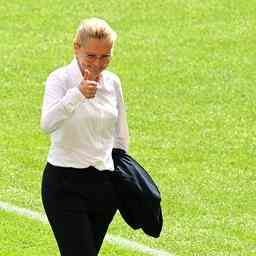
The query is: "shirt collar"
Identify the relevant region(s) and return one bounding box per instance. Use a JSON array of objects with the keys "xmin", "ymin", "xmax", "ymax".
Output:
[{"xmin": 66, "ymin": 58, "xmax": 83, "ymax": 88}]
